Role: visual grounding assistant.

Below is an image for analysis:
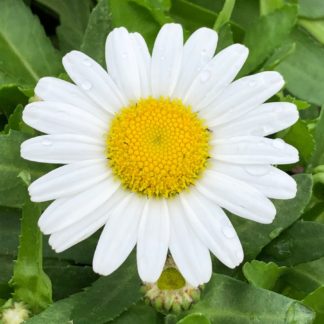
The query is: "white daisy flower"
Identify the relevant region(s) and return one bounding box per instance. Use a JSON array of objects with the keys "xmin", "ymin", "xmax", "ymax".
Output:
[{"xmin": 21, "ymin": 23, "xmax": 299, "ymax": 287}]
